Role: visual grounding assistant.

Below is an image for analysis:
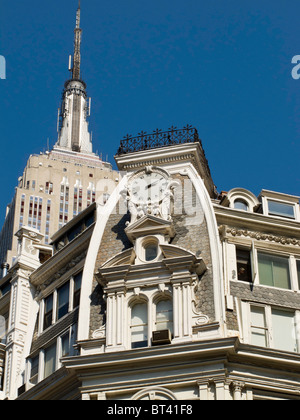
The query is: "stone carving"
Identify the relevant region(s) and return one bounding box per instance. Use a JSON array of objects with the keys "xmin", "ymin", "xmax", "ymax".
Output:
[
  {"xmin": 220, "ymin": 226, "xmax": 300, "ymax": 247},
  {"xmin": 92, "ymin": 324, "xmax": 106, "ymax": 339},
  {"xmin": 125, "ymin": 166, "xmax": 180, "ymax": 225}
]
